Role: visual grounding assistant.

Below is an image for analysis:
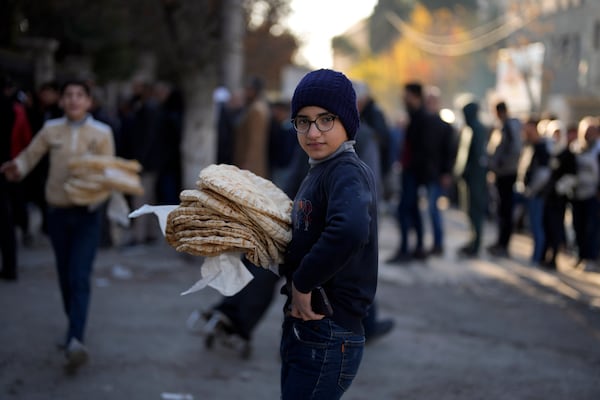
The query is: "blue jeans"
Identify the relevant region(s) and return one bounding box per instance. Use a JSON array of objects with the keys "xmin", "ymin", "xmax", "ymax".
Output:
[
  {"xmin": 281, "ymin": 317, "xmax": 365, "ymax": 400},
  {"xmin": 527, "ymin": 196, "xmax": 545, "ymax": 263},
  {"xmin": 47, "ymin": 206, "xmax": 102, "ymax": 343},
  {"xmin": 427, "ymin": 181, "xmax": 444, "ymax": 248}
]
